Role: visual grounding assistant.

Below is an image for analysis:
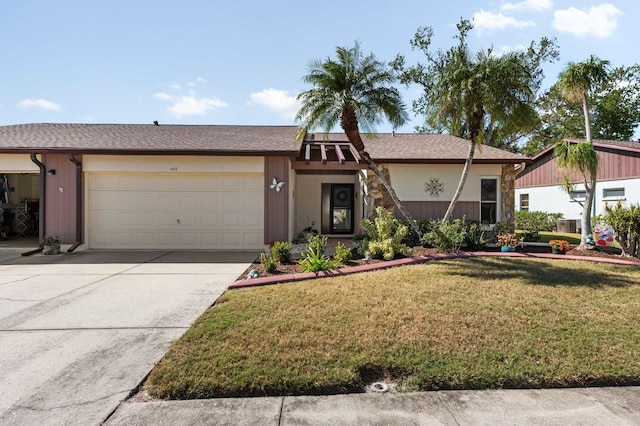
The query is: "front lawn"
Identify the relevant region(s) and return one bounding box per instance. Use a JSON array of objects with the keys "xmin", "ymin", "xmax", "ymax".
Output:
[{"xmin": 147, "ymin": 257, "xmax": 640, "ymax": 399}]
